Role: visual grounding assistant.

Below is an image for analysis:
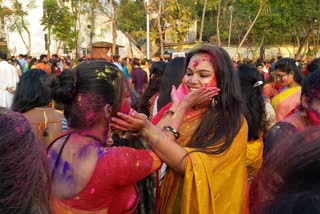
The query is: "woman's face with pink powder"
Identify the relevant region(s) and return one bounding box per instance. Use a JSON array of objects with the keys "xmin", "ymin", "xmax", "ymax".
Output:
[
  {"xmin": 119, "ymin": 80, "xmax": 132, "ymax": 115},
  {"xmin": 182, "ymin": 53, "xmax": 217, "ymax": 93},
  {"xmin": 275, "ymin": 70, "xmax": 294, "ymax": 87}
]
